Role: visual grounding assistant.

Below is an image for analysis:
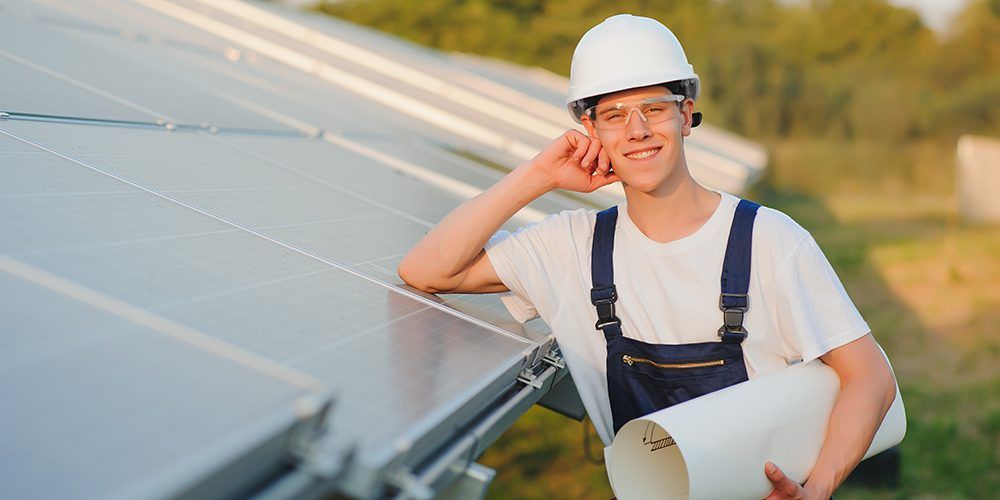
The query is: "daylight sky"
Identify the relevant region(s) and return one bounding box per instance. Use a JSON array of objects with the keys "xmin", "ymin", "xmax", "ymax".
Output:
[{"xmin": 886, "ymin": 0, "xmax": 967, "ymax": 32}]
